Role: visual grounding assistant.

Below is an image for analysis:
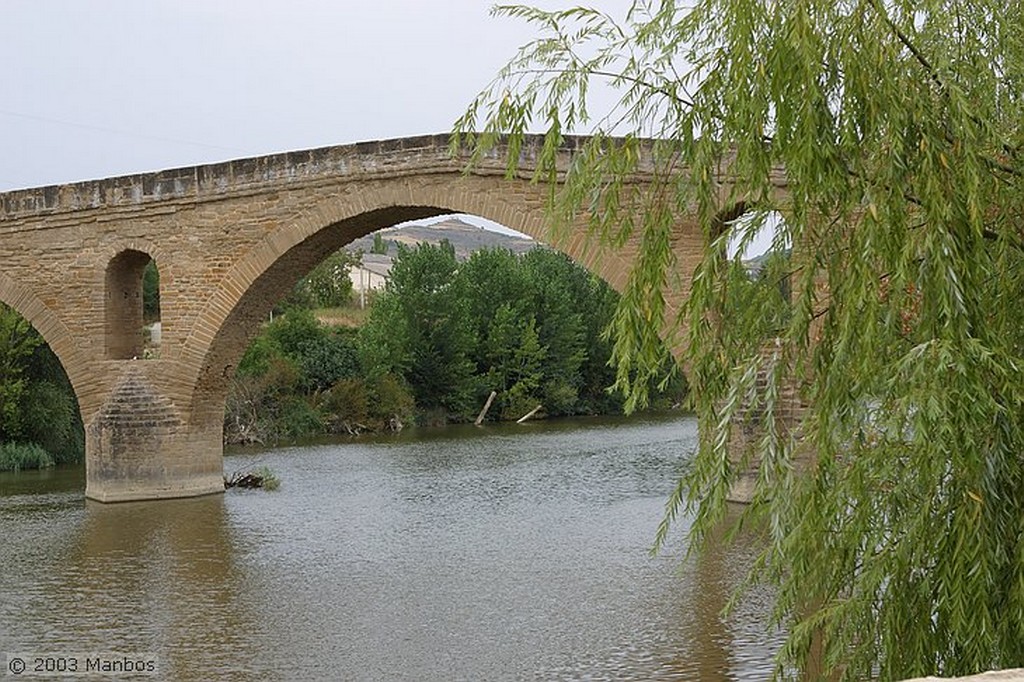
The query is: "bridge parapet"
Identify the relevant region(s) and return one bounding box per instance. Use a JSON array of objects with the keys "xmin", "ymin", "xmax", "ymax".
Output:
[{"xmin": 0, "ymin": 133, "xmax": 654, "ymax": 222}]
